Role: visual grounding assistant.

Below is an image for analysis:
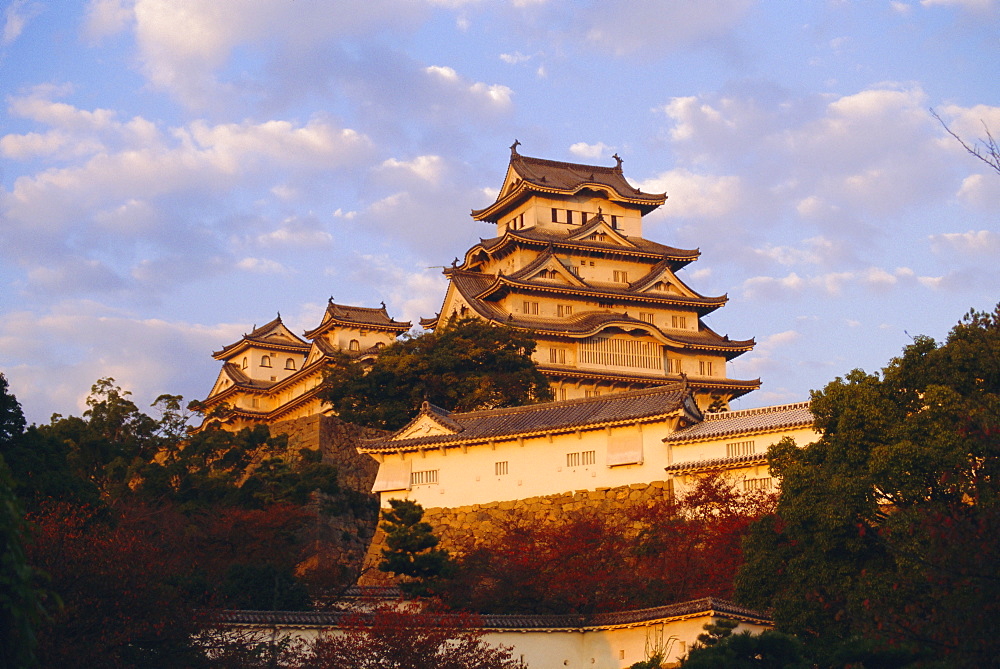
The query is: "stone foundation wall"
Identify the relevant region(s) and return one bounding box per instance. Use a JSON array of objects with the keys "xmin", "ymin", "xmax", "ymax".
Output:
[
  {"xmin": 359, "ymin": 480, "xmax": 673, "ymax": 585},
  {"xmin": 268, "ymin": 414, "xmax": 387, "ymax": 584}
]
